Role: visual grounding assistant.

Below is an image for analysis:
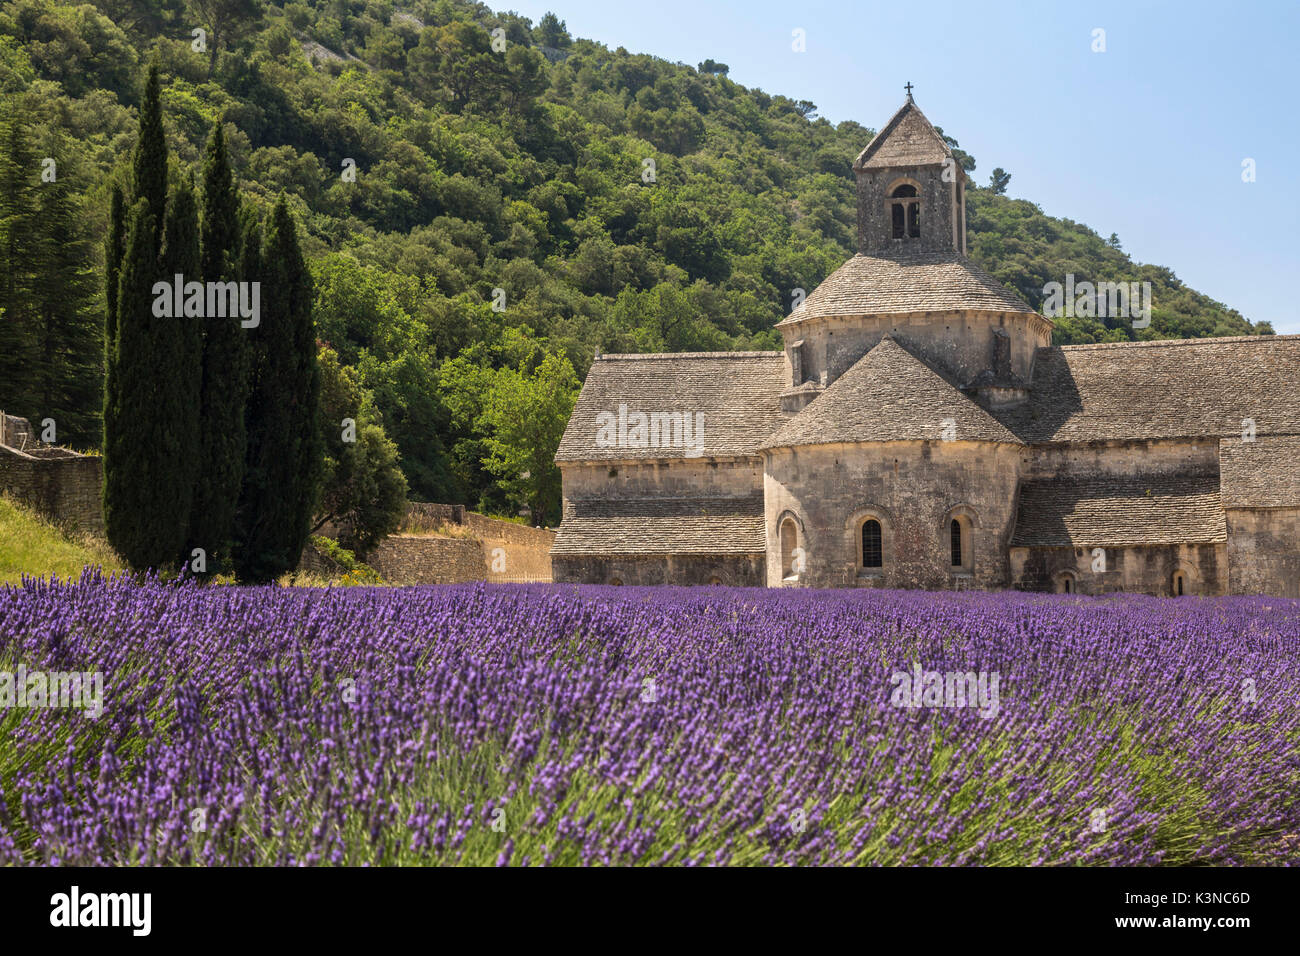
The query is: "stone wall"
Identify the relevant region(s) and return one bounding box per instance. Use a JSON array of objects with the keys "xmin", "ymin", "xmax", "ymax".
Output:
[
  {"xmin": 560, "ymin": 457, "xmax": 763, "ymax": 501},
  {"xmin": 785, "ymin": 310, "xmax": 1050, "ymax": 392},
  {"xmin": 1225, "ymin": 508, "xmax": 1300, "ymax": 598},
  {"xmin": 763, "ymin": 439, "xmax": 1023, "ymax": 589},
  {"xmin": 361, "ymin": 509, "xmax": 557, "ymax": 585},
  {"xmin": 465, "ymin": 513, "xmax": 555, "ymax": 582},
  {"xmin": 401, "ymin": 502, "xmax": 467, "ymax": 532},
  {"xmin": 1010, "ymin": 543, "xmax": 1228, "ymax": 596},
  {"xmin": 0, "ymin": 444, "xmax": 104, "ymax": 534},
  {"xmin": 368, "ymin": 537, "xmax": 487, "ymax": 585}
]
